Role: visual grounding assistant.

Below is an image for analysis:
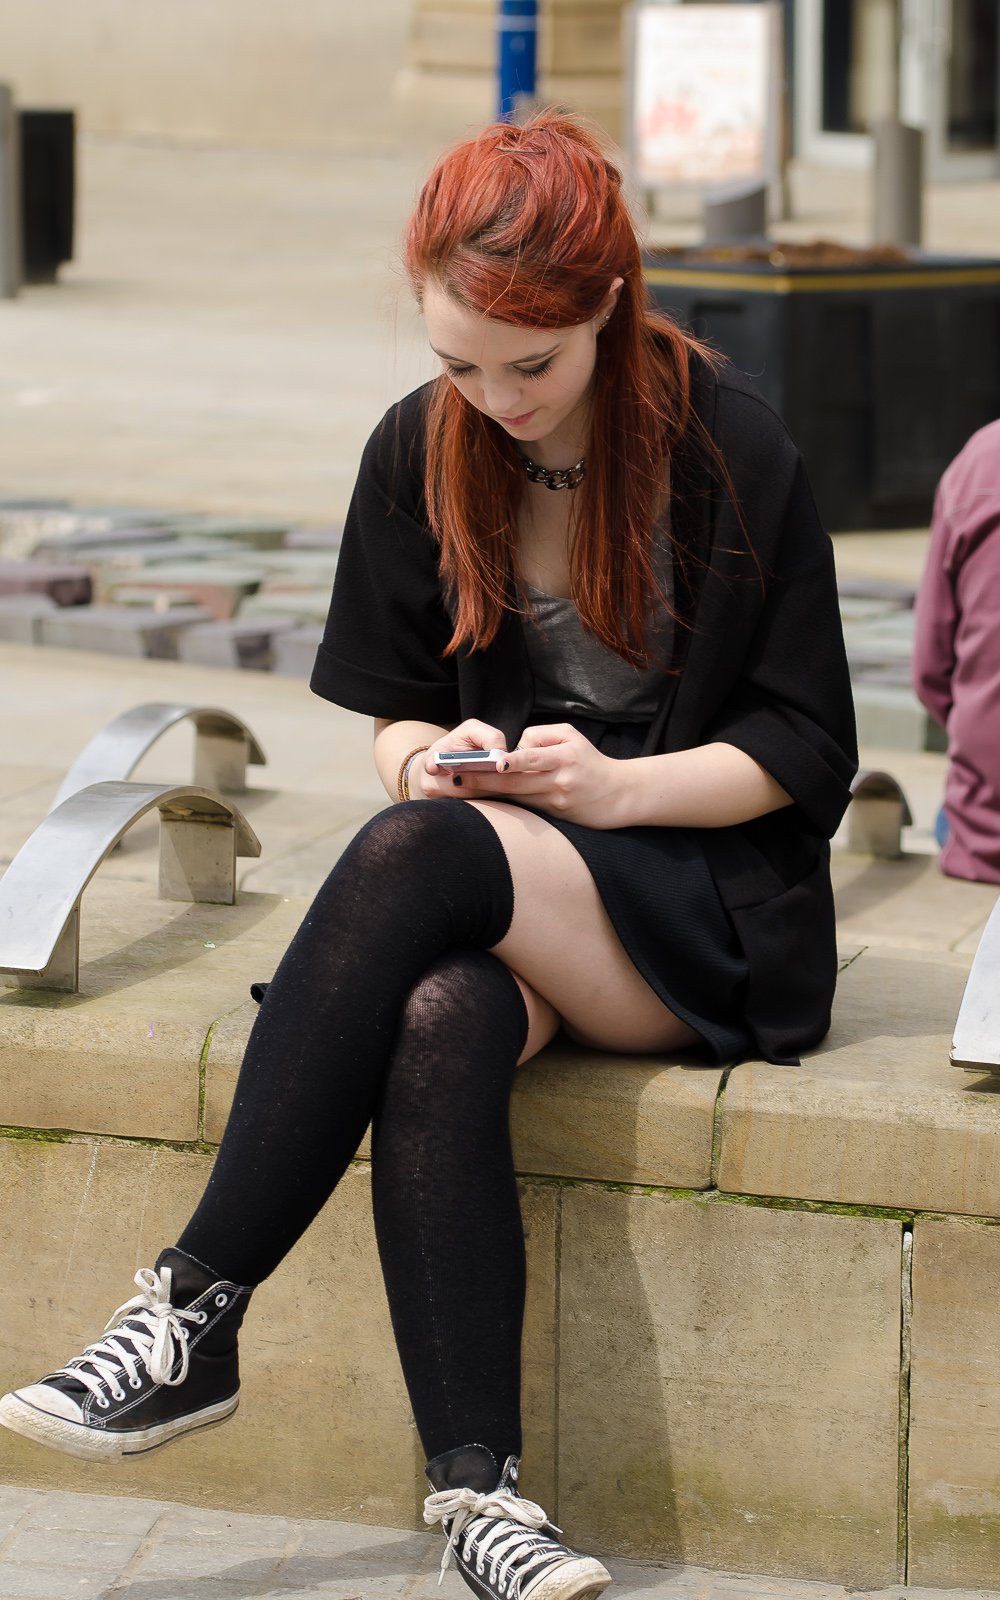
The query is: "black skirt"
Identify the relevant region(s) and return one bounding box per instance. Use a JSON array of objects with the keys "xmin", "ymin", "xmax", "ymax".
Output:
[{"xmin": 524, "ymin": 715, "xmax": 751, "ymax": 1065}]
